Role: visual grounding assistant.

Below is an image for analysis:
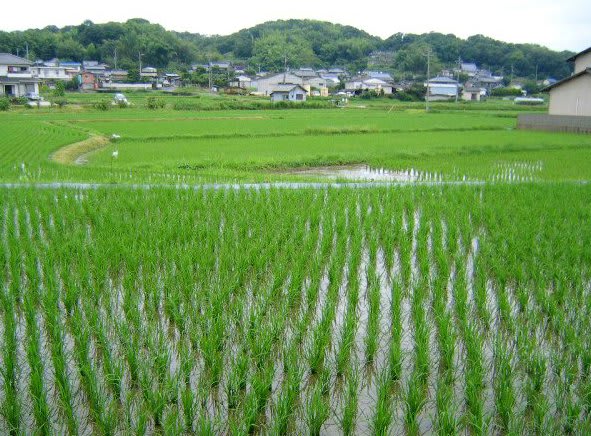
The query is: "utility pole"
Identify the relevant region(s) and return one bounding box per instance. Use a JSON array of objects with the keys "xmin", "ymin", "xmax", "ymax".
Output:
[
  {"xmin": 138, "ymin": 52, "xmax": 143, "ymax": 79},
  {"xmin": 456, "ymin": 56, "xmax": 461, "ymax": 103},
  {"xmin": 283, "ymin": 53, "xmax": 287, "ymax": 83},
  {"xmin": 25, "ymin": 42, "xmax": 29, "ymax": 60},
  {"xmin": 114, "ymin": 48, "xmax": 118, "ymax": 70},
  {"xmin": 425, "ymin": 49, "xmax": 432, "ymax": 112},
  {"xmin": 208, "ymin": 57, "xmax": 212, "ymax": 91}
]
